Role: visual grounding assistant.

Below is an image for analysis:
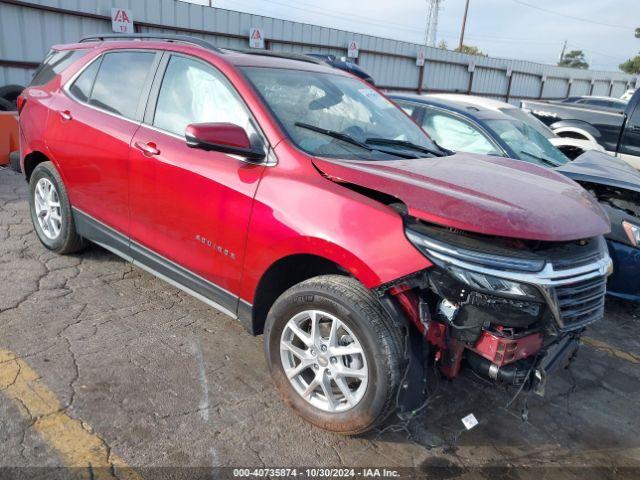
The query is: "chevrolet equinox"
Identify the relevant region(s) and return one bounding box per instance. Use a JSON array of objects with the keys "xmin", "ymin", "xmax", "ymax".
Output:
[{"xmin": 18, "ymin": 34, "xmax": 612, "ymax": 434}]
